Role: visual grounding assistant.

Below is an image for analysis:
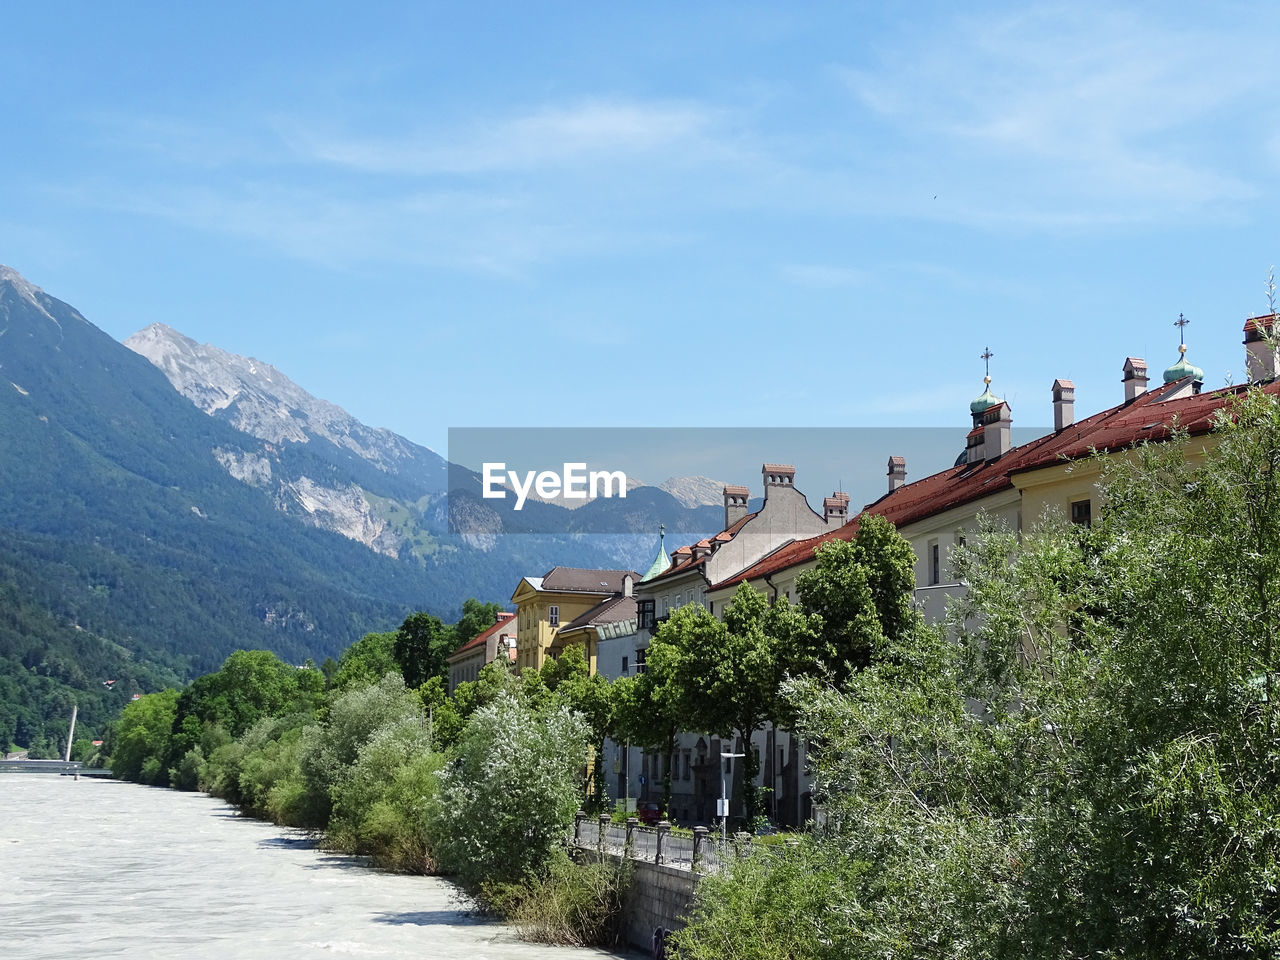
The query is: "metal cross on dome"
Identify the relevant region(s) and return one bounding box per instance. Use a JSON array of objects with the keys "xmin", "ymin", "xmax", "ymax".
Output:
[
  {"xmin": 980, "ymin": 347, "xmax": 994, "ymax": 377},
  {"xmin": 1174, "ymin": 312, "xmax": 1190, "ymax": 346}
]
